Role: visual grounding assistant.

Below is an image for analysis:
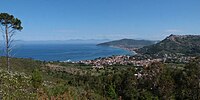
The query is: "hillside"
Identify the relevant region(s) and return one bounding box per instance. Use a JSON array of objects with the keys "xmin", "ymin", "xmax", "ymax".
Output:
[
  {"xmin": 137, "ymin": 34, "xmax": 200, "ymax": 57},
  {"xmin": 0, "ymin": 57, "xmax": 106, "ymax": 99},
  {"xmin": 1, "ymin": 56, "xmax": 200, "ymax": 99},
  {"xmin": 97, "ymin": 39, "xmax": 156, "ymax": 49}
]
